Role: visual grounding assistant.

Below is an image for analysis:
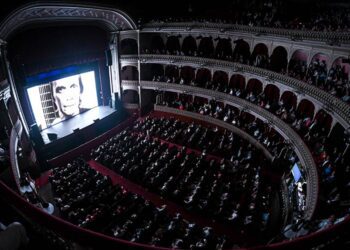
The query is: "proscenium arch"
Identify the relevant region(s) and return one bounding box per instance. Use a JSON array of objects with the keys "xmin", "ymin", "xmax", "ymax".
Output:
[
  {"xmin": 0, "ymin": 3, "xmax": 136, "ymax": 136},
  {"xmin": 0, "ymin": 3, "xmax": 137, "ymax": 40}
]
